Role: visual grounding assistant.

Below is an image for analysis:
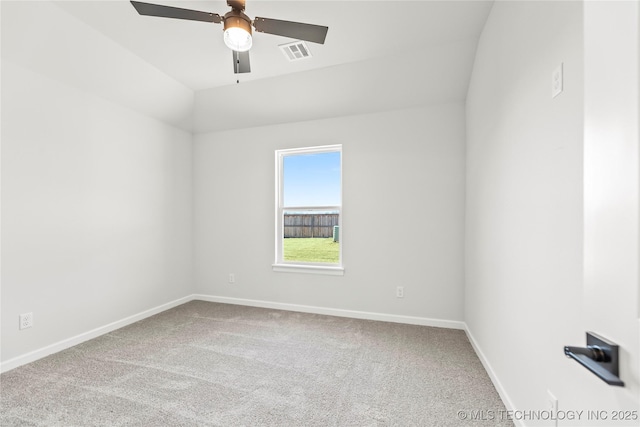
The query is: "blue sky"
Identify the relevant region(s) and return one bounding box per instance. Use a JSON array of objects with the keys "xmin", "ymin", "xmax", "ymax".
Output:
[{"xmin": 283, "ymin": 151, "xmax": 341, "ymax": 207}]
